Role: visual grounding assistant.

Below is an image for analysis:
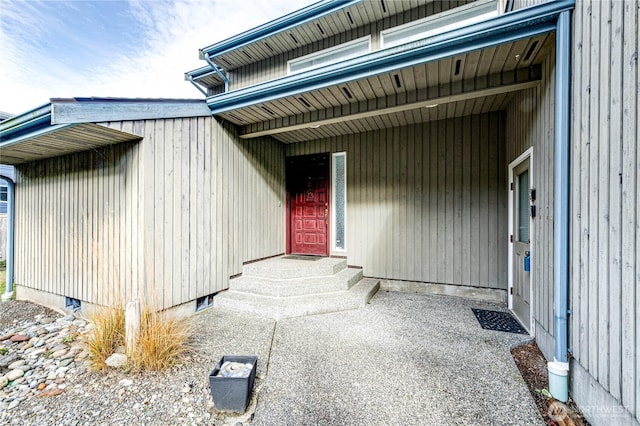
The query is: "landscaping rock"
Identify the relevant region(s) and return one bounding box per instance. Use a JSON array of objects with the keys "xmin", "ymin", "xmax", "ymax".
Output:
[
  {"xmin": 104, "ymin": 353, "xmax": 128, "ymax": 368},
  {"xmin": 10, "ymin": 334, "xmax": 30, "ymax": 343},
  {"xmin": 5, "ymin": 369, "xmax": 24, "ymax": 381},
  {"xmin": 0, "ymin": 353, "xmax": 17, "ymax": 367},
  {"xmin": 8, "ymin": 359, "xmax": 26, "ymax": 370}
]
